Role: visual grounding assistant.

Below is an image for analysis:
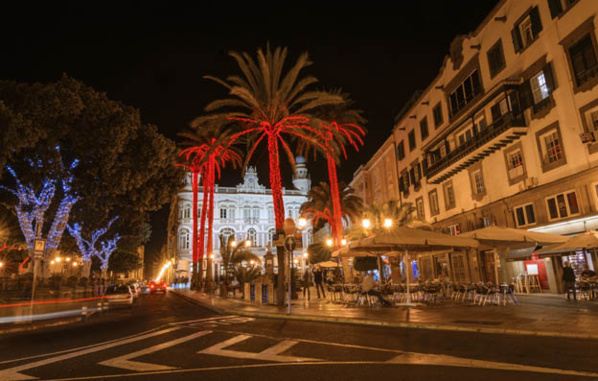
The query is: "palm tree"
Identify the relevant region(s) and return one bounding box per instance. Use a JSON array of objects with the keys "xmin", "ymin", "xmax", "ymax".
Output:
[
  {"xmin": 178, "ymin": 123, "xmax": 243, "ymax": 290},
  {"xmin": 300, "ymin": 182, "xmax": 363, "ymax": 235},
  {"xmin": 302, "ymin": 92, "xmax": 366, "ymax": 248},
  {"xmin": 197, "ymin": 45, "xmax": 343, "ymax": 305},
  {"xmin": 218, "ymin": 234, "xmax": 255, "ymax": 291},
  {"xmin": 348, "ymin": 200, "xmax": 430, "ymax": 240}
]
